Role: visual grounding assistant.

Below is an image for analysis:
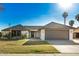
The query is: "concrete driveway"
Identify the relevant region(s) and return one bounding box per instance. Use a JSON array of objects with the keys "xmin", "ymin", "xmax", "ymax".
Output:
[{"xmin": 47, "ymin": 40, "xmax": 79, "ymax": 53}]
